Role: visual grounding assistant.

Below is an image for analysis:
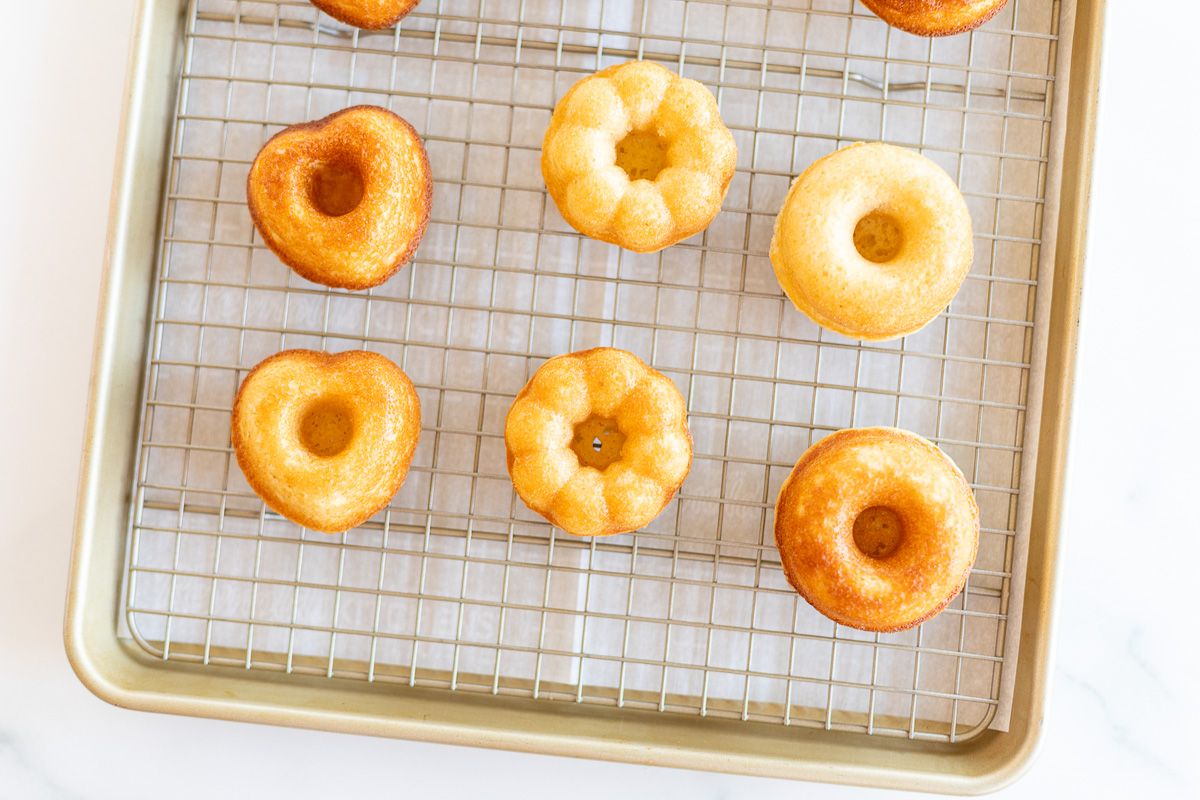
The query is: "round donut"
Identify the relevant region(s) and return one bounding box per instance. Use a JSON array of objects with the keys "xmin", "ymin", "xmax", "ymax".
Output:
[
  {"xmin": 774, "ymin": 427, "xmax": 979, "ymax": 632},
  {"xmin": 861, "ymin": 0, "xmax": 1009, "ymax": 36},
  {"xmin": 542, "ymin": 61, "xmax": 737, "ymax": 253},
  {"xmin": 310, "ymin": 0, "xmax": 419, "ymax": 30},
  {"xmin": 769, "ymin": 142, "xmax": 973, "ymax": 341},
  {"xmin": 247, "ymin": 105, "xmax": 432, "ymax": 290},
  {"xmin": 232, "ymin": 349, "xmax": 421, "ymax": 533},
  {"xmin": 505, "ymin": 348, "xmax": 692, "ymax": 537}
]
